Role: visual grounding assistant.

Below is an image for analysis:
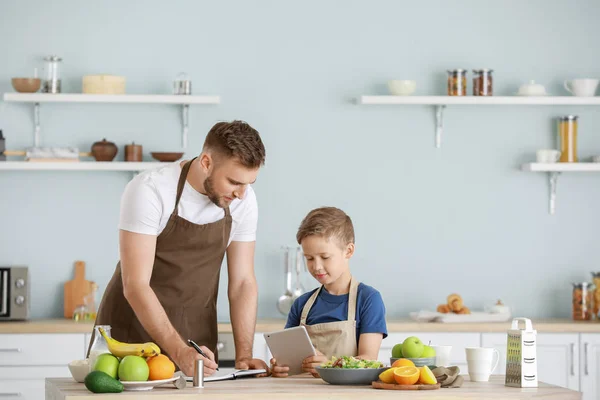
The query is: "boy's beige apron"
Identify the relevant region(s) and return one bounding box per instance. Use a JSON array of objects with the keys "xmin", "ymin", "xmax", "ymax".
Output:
[
  {"xmin": 90, "ymin": 158, "xmax": 232, "ymax": 361},
  {"xmin": 300, "ymin": 277, "xmax": 359, "ymax": 358}
]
